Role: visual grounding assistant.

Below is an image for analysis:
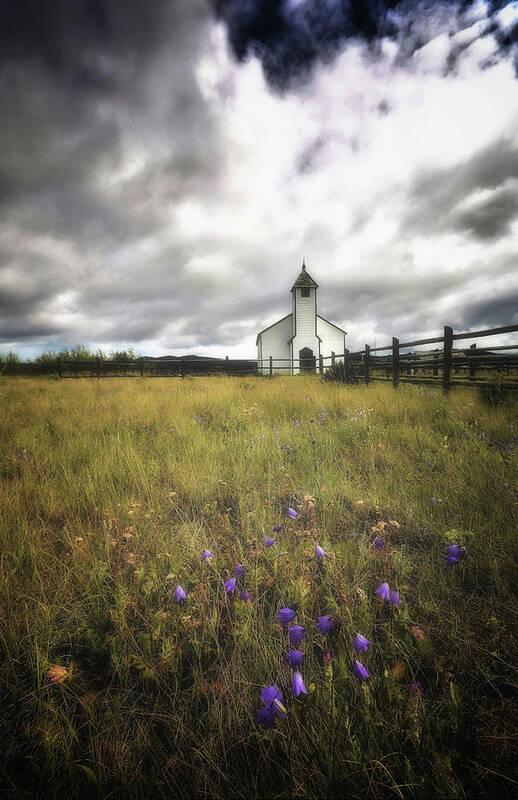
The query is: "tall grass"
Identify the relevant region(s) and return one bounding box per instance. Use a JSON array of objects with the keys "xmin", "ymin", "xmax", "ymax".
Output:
[{"xmin": 1, "ymin": 376, "xmax": 518, "ymax": 799}]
